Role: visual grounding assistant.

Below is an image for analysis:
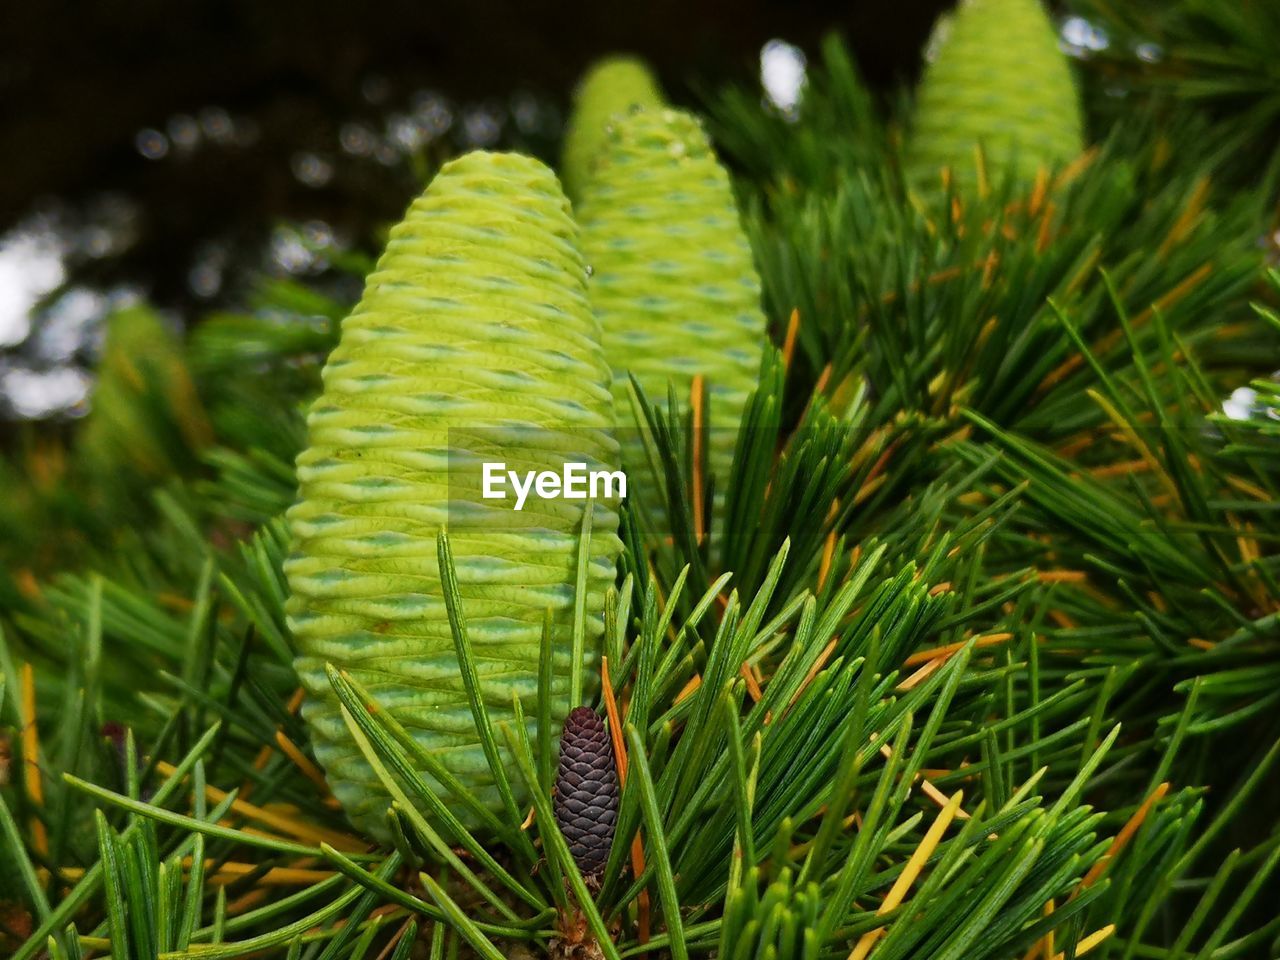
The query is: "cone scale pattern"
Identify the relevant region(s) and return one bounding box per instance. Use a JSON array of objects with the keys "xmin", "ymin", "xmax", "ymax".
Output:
[
  {"xmin": 285, "ymin": 151, "xmax": 623, "ymax": 837},
  {"xmin": 577, "ymin": 108, "xmax": 766, "ymax": 528},
  {"xmin": 554, "ymin": 707, "xmax": 619, "ymax": 877},
  {"xmin": 560, "ymin": 56, "xmax": 664, "ymax": 202},
  {"xmin": 907, "ymin": 0, "xmax": 1084, "ymax": 188}
]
